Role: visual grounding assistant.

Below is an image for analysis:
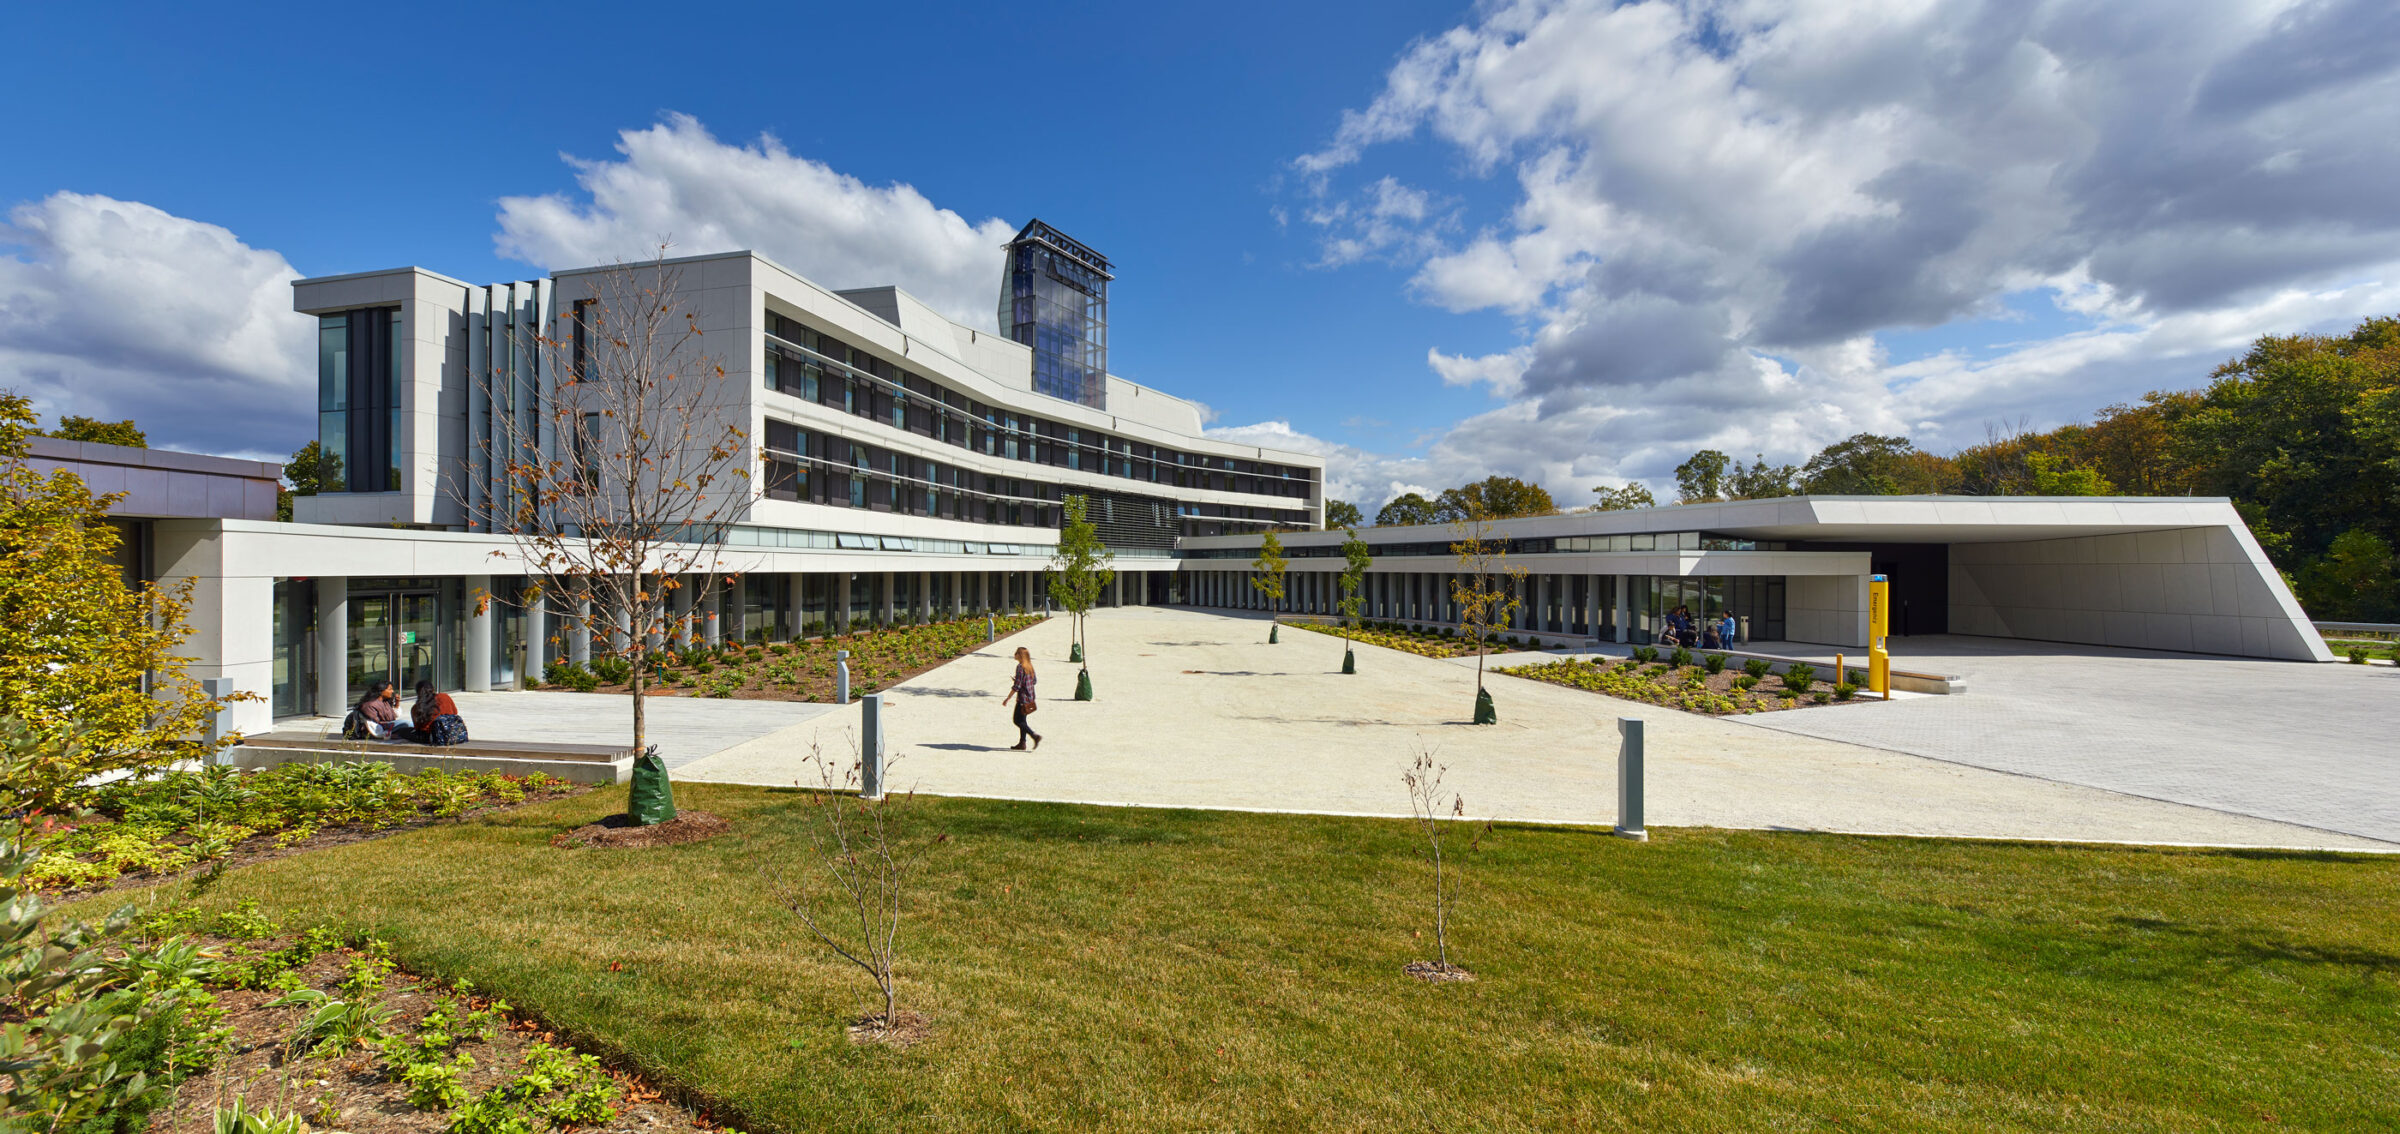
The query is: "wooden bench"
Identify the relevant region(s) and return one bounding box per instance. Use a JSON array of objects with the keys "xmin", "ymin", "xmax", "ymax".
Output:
[{"xmin": 229, "ymin": 733, "xmax": 637, "ymax": 784}]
